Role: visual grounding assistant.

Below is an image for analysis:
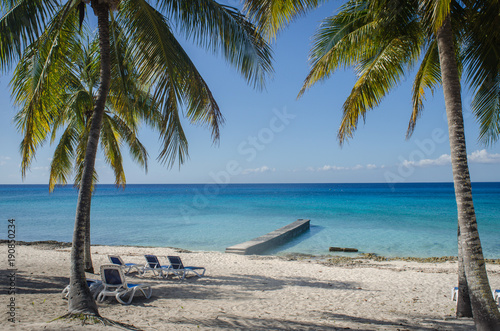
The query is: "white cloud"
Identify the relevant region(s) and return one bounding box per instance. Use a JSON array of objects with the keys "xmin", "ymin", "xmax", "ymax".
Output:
[
  {"xmin": 0, "ymin": 156, "xmax": 11, "ymax": 166},
  {"xmin": 319, "ymin": 165, "xmax": 347, "ymax": 171},
  {"xmin": 400, "ymin": 150, "xmax": 500, "ymax": 168},
  {"xmin": 317, "ymin": 163, "xmax": 378, "ymax": 171},
  {"xmin": 32, "ymin": 166, "xmax": 49, "ymax": 171},
  {"xmin": 402, "ymin": 154, "xmax": 451, "ymax": 167},
  {"xmin": 241, "ymin": 166, "xmax": 275, "ymax": 175},
  {"xmin": 306, "ymin": 149, "xmax": 500, "ymax": 175},
  {"xmin": 468, "ymin": 149, "xmax": 500, "ymax": 164}
]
